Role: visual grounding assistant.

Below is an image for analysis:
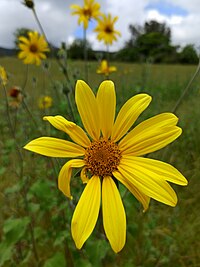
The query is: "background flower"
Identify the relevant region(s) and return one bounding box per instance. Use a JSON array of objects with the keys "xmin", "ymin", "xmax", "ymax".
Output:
[
  {"xmin": 38, "ymin": 96, "xmax": 53, "ymax": 109},
  {"xmin": 96, "ymin": 59, "xmax": 117, "ymax": 76},
  {"xmin": 18, "ymin": 31, "xmax": 49, "ymax": 65},
  {"xmin": 71, "ymin": 0, "xmax": 101, "ymax": 29},
  {"xmin": 94, "ymin": 13, "xmax": 121, "ymax": 45}
]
